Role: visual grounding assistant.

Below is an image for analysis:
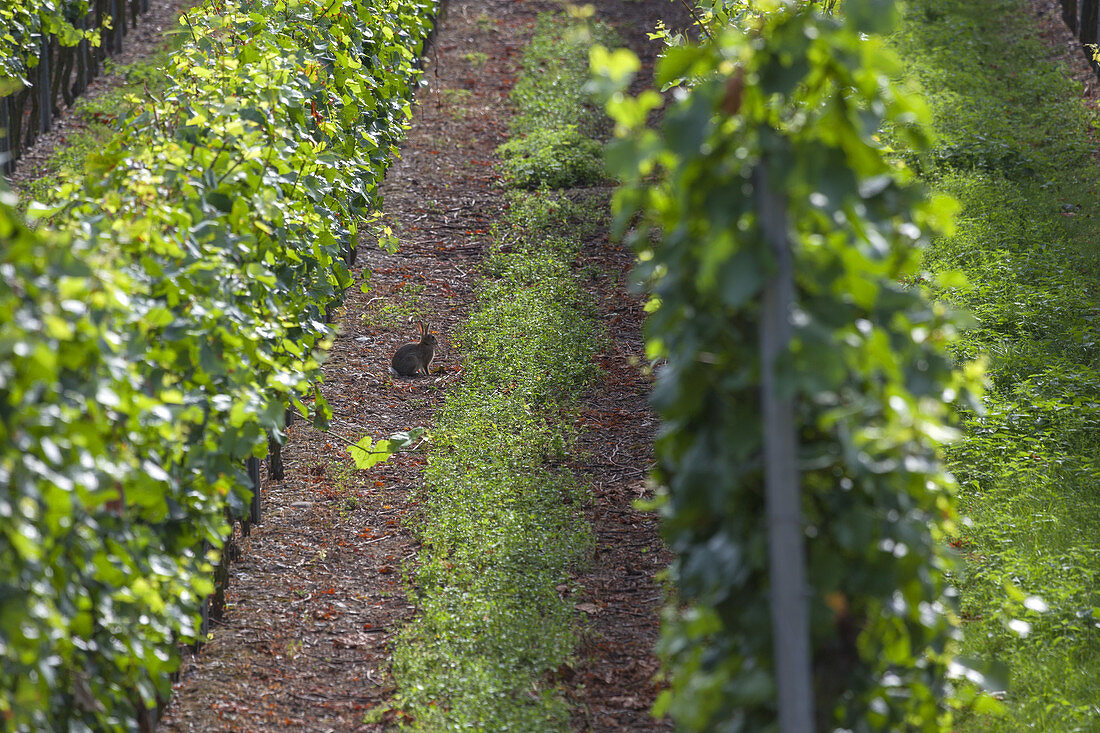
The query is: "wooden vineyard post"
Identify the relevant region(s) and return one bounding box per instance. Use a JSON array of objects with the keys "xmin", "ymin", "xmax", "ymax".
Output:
[
  {"xmin": 9, "ymin": 88, "xmax": 27, "ymax": 163},
  {"xmin": 266, "ymin": 404, "xmax": 296, "ymax": 482},
  {"xmin": 118, "ymin": 0, "xmax": 126, "ymax": 53},
  {"xmin": 198, "ymin": 540, "xmax": 212, "ymax": 639},
  {"xmin": 268, "ymin": 432, "xmax": 284, "ymax": 481},
  {"xmin": 38, "ymin": 39, "xmax": 52, "ymax": 134},
  {"xmin": 0, "ymin": 97, "xmax": 10, "ymax": 175},
  {"xmin": 1083, "ymin": 0, "xmax": 1099, "ymax": 70},
  {"xmin": 1065, "ymin": 0, "xmax": 1079, "ymax": 32},
  {"xmin": 58, "ymin": 41, "xmax": 74, "ymax": 109},
  {"xmin": 78, "ymin": 8, "xmax": 96, "ymax": 96},
  {"xmin": 92, "ymin": 0, "xmax": 104, "ymax": 79},
  {"xmin": 755, "ymin": 163, "xmax": 815, "ymax": 732},
  {"xmin": 247, "ymin": 456, "xmax": 262, "ymax": 526}
]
